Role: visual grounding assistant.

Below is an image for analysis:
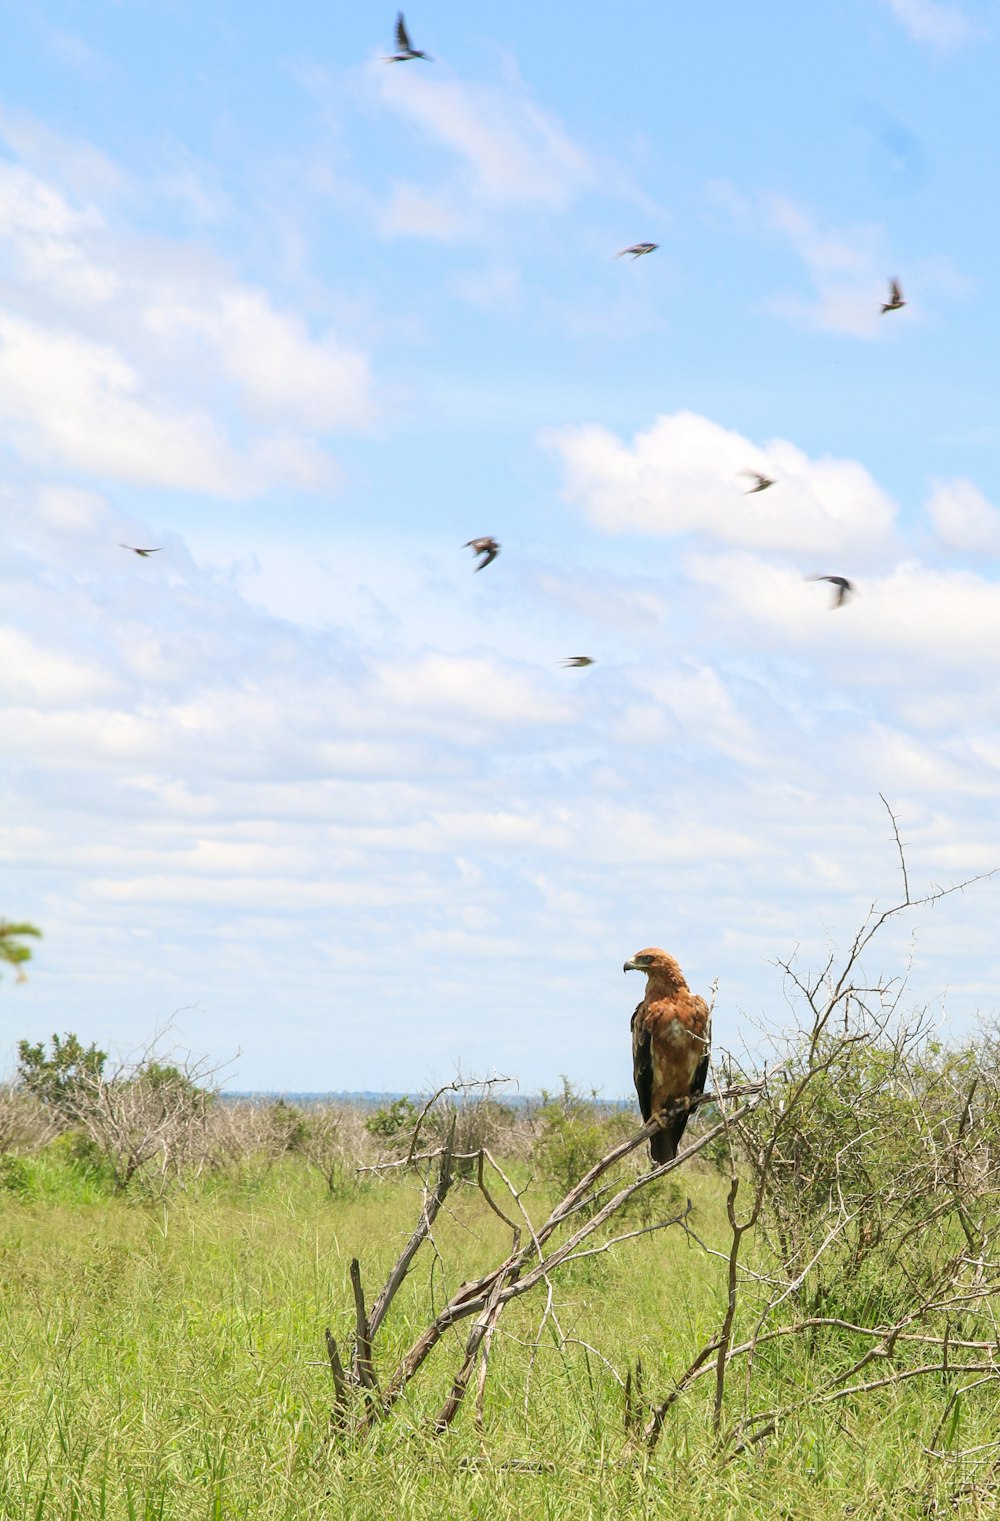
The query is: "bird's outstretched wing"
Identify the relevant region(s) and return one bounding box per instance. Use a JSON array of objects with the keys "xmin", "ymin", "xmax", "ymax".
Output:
[
  {"xmin": 808, "ymin": 574, "xmax": 854, "ymax": 608},
  {"xmin": 890, "ymin": 278, "xmax": 903, "ymax": 305},
  {"xmin": 396, "ymin": 12, "xmax": 412, "ymax": 51},
  {"xmin": 631, "ymin": 1006, "xmax": 653, "ymax": 1126}
]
